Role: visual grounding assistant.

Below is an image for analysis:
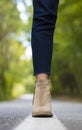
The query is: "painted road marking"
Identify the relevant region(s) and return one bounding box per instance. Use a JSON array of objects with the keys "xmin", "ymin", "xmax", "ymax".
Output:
[{"xmin": 14, "ymin": 114, "xmax": 67, "ymax": 130}]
